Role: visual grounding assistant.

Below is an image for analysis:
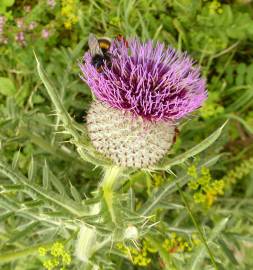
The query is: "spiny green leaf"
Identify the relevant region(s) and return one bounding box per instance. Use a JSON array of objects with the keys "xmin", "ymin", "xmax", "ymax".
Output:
[
  {"xmin": 0, "ymin": 160, "xmax": 88, "ymax": 217},
  {"xmin": 34, "ymin": 52, "xmax": 110, "ymax": 166},
  {"xmin": 8, "ymin": 221, "xmax": 39, "ymax": 243},
  {"xmin": 154, "ymin": 122, "xmax": 227, "ymax": 170}
]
